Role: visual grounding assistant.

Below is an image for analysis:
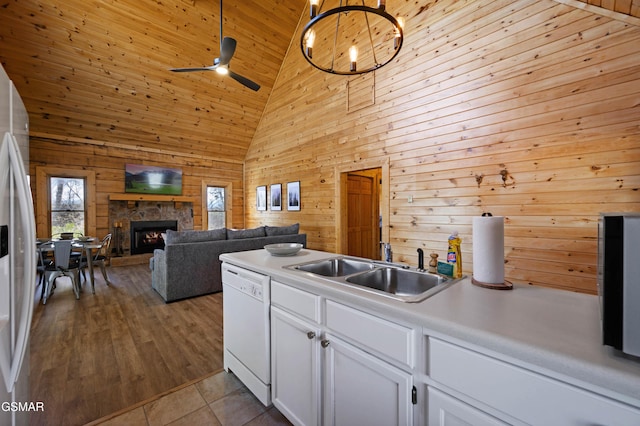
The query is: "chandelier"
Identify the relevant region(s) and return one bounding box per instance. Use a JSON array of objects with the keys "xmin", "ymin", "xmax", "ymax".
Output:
[{"xmin": 300, "ymin": 0, "xmax": 404, "ymax": 75}]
